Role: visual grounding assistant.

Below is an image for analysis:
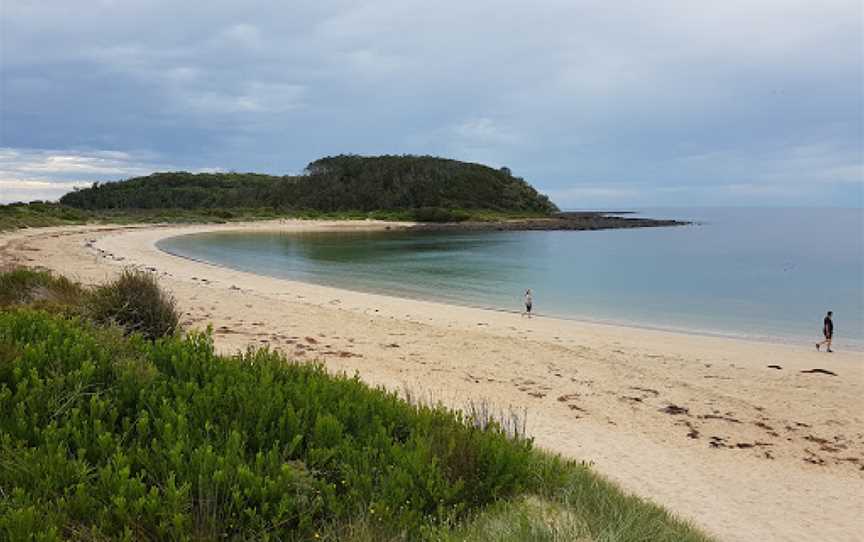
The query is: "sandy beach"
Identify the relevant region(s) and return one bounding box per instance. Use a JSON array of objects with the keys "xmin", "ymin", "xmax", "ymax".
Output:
[{"xmin": 2, "ymin": 220, "xmax": 862, "ymax": 542}]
